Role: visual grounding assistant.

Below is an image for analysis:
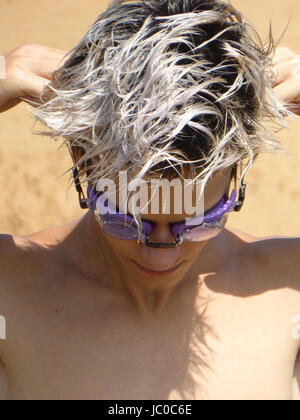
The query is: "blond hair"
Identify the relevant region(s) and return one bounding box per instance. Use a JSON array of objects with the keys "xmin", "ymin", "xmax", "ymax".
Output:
[{"xmin": 30, "ymin": 0, "xmax": 291, "ymax": 196}]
